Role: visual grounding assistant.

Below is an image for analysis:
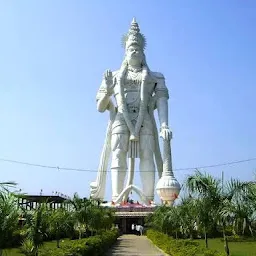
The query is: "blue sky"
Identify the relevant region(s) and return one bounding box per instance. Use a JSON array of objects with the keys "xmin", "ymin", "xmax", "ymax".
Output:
[{"xmin": 0, "ymin": 1, "xmax": 255, "ymax": 202}]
